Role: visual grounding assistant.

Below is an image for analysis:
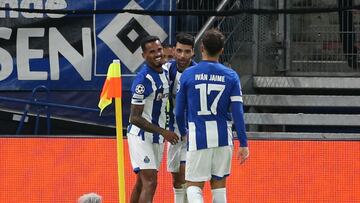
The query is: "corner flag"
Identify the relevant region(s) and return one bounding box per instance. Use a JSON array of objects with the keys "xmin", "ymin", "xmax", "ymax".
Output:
[
  {"xmin": 98, "ymin": 60, "xmax": 126, "ymax": 203},
  {"xmin": 98, "ymin": 60, "xmax": 122, "ymax": 115}
]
